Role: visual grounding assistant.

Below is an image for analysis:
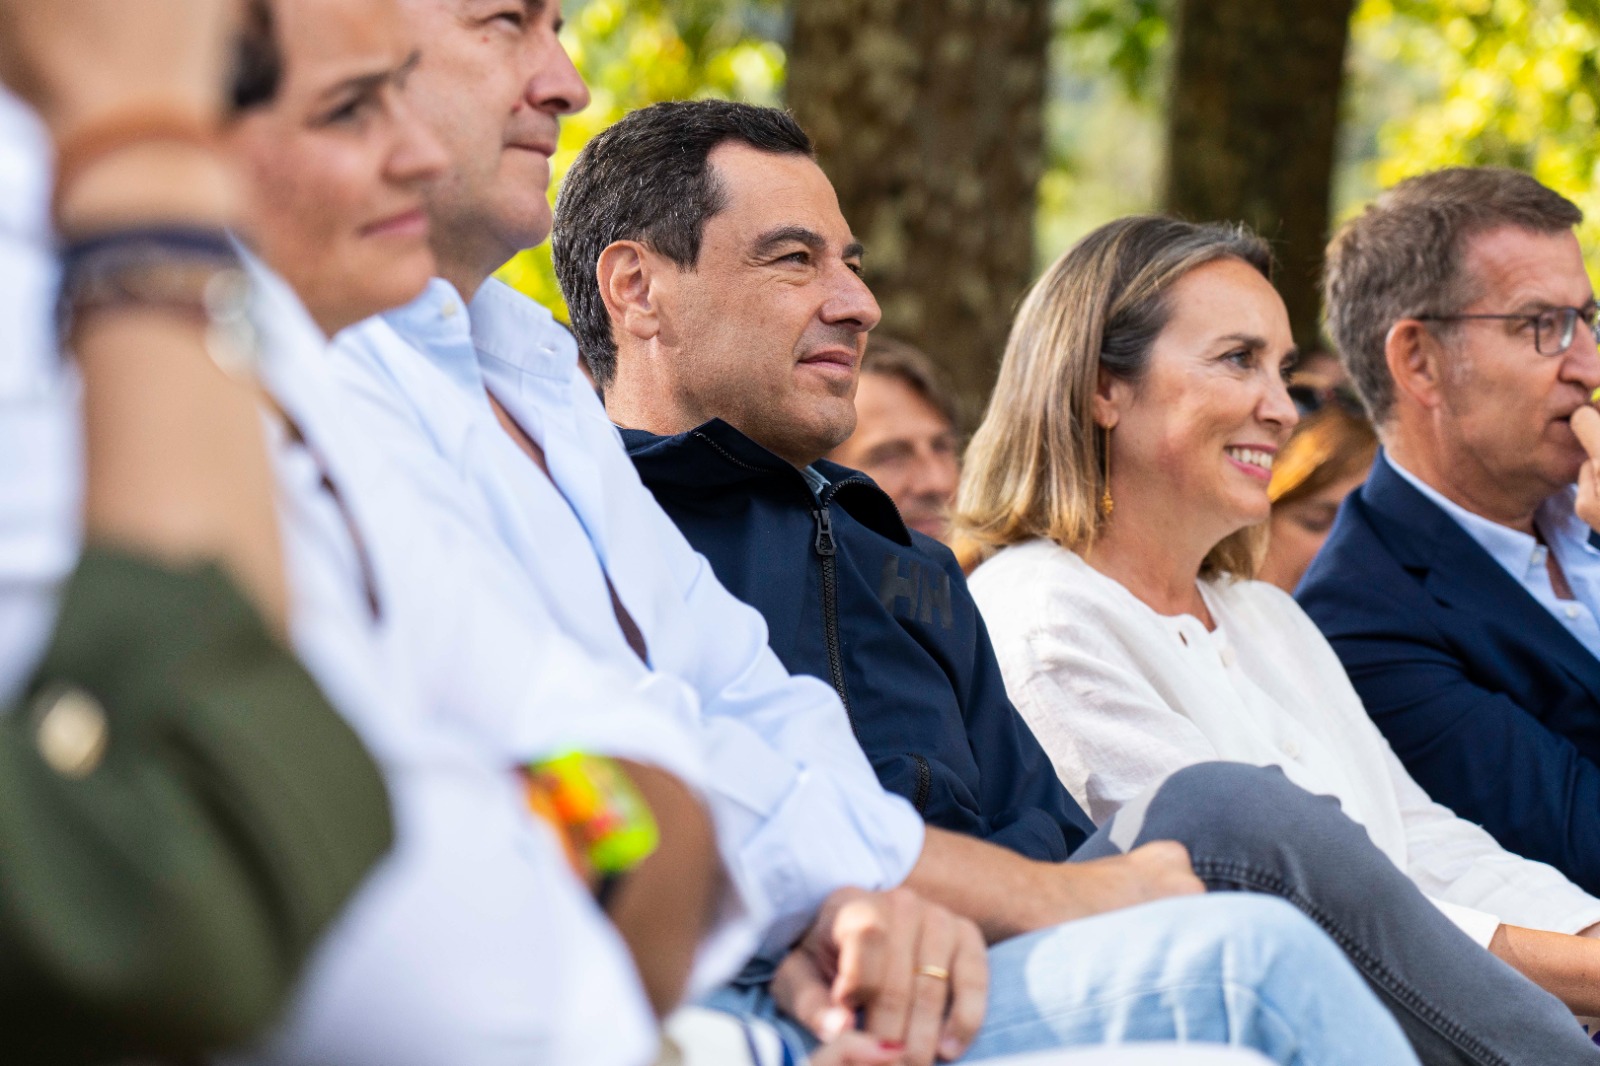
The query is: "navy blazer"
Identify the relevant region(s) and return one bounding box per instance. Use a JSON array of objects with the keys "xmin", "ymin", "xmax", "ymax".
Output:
[{"xmin": 1298, "ymin": 453, "xmax": 1600, "ymax": 894}]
